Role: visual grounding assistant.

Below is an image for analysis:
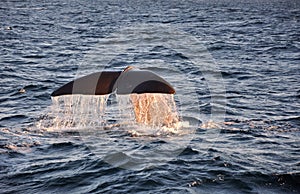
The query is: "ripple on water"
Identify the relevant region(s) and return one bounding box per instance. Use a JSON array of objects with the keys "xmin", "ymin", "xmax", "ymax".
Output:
[{"xmin": 1, "ymin": 0, "xmax": 300, "ymax": 193}]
